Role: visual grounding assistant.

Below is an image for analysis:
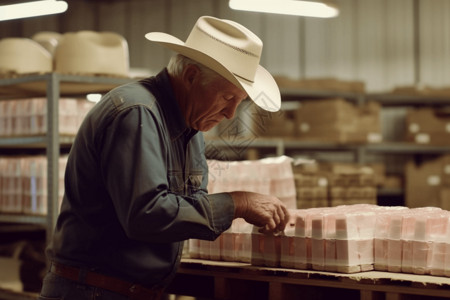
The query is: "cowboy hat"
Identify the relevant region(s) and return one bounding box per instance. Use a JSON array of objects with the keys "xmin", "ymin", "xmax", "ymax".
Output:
[
  {"xmin": 145, "ymin": 16, "xmax": 281, "ymax": 112},
  {"xmin": 32, "ymin": 31, "xmax": 62, "ymax": 56},
  {"xmin": 0, "ymin": 38, "xmax": 52, "ymax": 75},
  {"xmin": 55, "ymin": 31, "xmax": 129, "ymax": 77}
]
